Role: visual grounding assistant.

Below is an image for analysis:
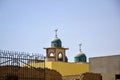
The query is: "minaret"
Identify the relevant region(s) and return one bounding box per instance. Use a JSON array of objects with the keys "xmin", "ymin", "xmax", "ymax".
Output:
[{"xmin": 44, "ymin": 29, "xmax": 68, "ymax": 62}]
